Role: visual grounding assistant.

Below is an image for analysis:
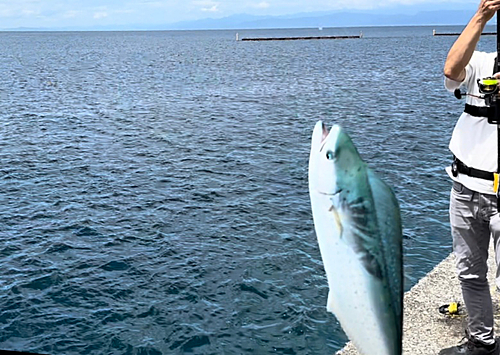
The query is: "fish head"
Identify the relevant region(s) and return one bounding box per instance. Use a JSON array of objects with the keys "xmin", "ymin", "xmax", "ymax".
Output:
[{"xmin": 309, "ymin": 121, "xmax": 366, "ymax": 196}]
